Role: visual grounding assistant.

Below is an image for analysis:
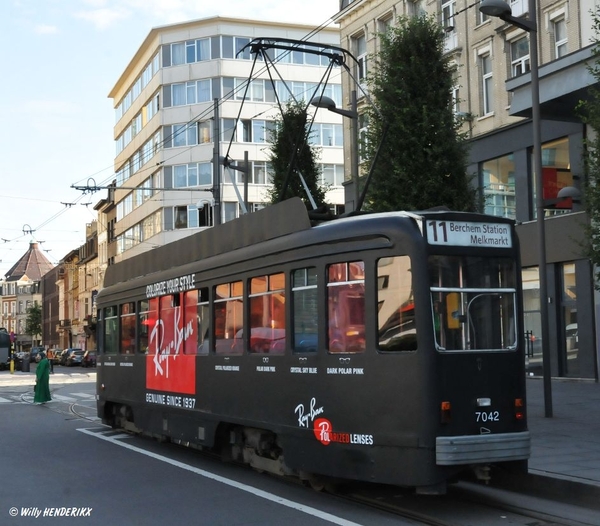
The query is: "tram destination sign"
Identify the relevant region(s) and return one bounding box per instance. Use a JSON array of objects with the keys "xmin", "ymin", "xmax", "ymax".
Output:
[{"xmin": 426, "ymin": 220, "xmax": 512, "ymax": 248}]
